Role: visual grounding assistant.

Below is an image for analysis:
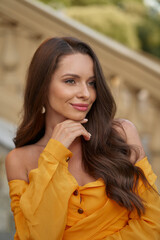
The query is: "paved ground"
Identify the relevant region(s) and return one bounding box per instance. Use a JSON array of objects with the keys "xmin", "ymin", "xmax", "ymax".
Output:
[{"xmin": 0, "ymin": 232, "xmax": 13, "ymax": 240}]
